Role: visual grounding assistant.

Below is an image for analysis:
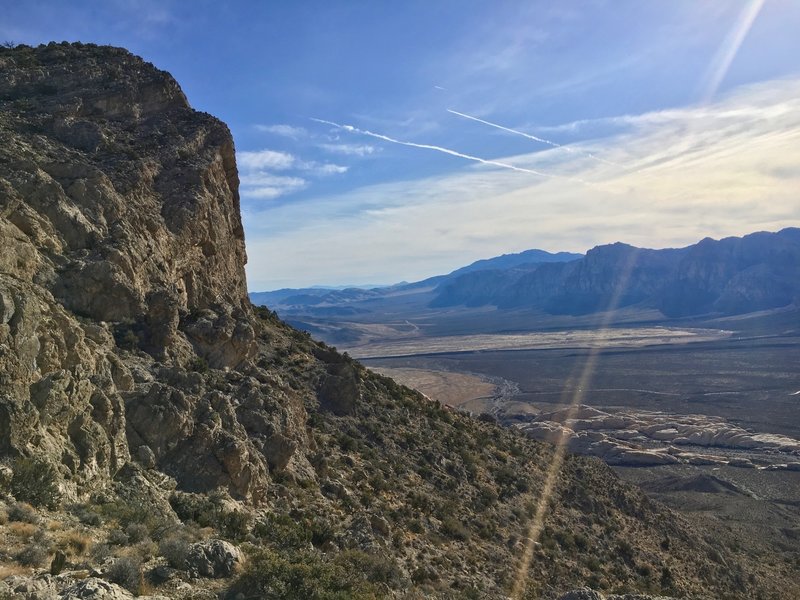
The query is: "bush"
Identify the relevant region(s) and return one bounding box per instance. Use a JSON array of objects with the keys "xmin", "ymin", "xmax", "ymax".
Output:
[
  {"xmin": 159, "ymin": 536, "xmax": 190, "ymax": 569},
  {"xmin": 440, "ymin": 516, "xmax": 470, "ymax": 541},
  {"xmin": 16, "ymin": 542, "xmax": 50, "ymax": 567},
  {"xmin": 8, "ymin": 502, "xmax": 38, "ymax": 523},
  {"xmin": 71, "ymin": 504, "xmax": 102, "ymax": 526},
  {"xmin": 10, "ymin": 458, "xmax": 61, "ymax": 509},
  {"xmin": 107, "ymin": 557, "xmax": 142, "ymax": 594},
  {"xmin": 125, "ymin": 523, "xmax": 149, "ymax": 543},
  {"xmin": 229, "ymin": 548, "xmax": 380, "ymax": 600}
]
